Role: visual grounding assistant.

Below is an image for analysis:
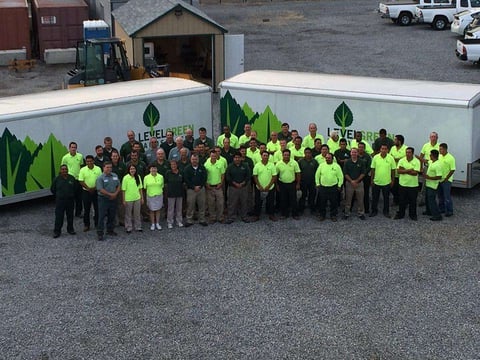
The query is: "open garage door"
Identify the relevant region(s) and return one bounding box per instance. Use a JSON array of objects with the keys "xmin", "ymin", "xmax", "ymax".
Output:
[{"xmin": 143, "ymin": 34, "xmax": 213, "ymax": 86}]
